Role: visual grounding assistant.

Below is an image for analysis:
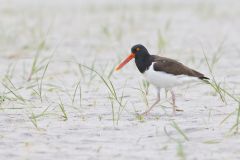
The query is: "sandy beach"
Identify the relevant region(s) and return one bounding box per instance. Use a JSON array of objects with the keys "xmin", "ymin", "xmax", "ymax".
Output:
[{"xmin": 0, "ymin": 0, "xmax": 240, "ymax": 159}]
